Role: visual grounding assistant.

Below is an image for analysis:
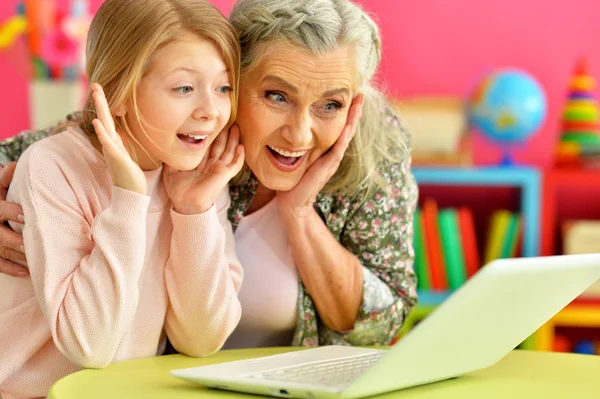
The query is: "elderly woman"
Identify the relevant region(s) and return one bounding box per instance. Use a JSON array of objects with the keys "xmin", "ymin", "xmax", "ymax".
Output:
[{"xmin": 0, "ymin": 0, "xmax": 418, "ymax": 347}]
